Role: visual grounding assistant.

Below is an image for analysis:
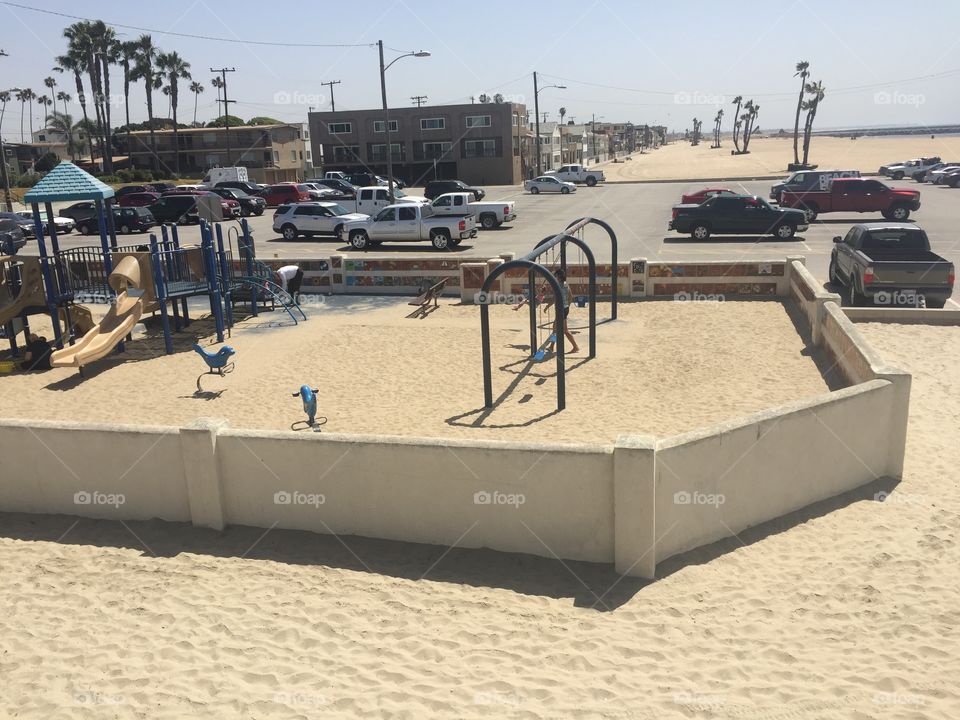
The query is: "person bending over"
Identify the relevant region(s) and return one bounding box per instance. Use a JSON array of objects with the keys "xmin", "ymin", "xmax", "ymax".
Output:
[{"xmin": 19, "ymin": 334, "xmax": 52, "ymax": 372}]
